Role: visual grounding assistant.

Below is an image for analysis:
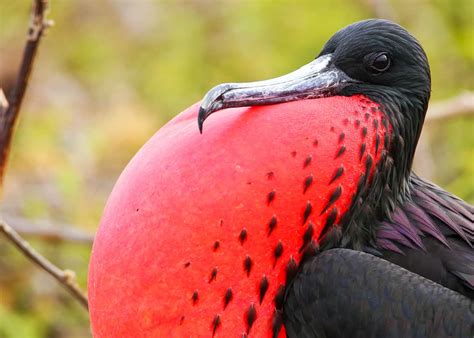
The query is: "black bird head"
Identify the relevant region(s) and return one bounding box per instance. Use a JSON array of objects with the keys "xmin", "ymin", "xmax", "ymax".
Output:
[
  {"xmin": 321, "ymin": 19, "xmax": 431, "ymax": 110},
  {"xmin": 199, "ymin": 19, "xmax": 431, "ymax": 178},
  {"xmin": 324, "ymin": 19, "xmax": 431, "ymax": 168}
]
